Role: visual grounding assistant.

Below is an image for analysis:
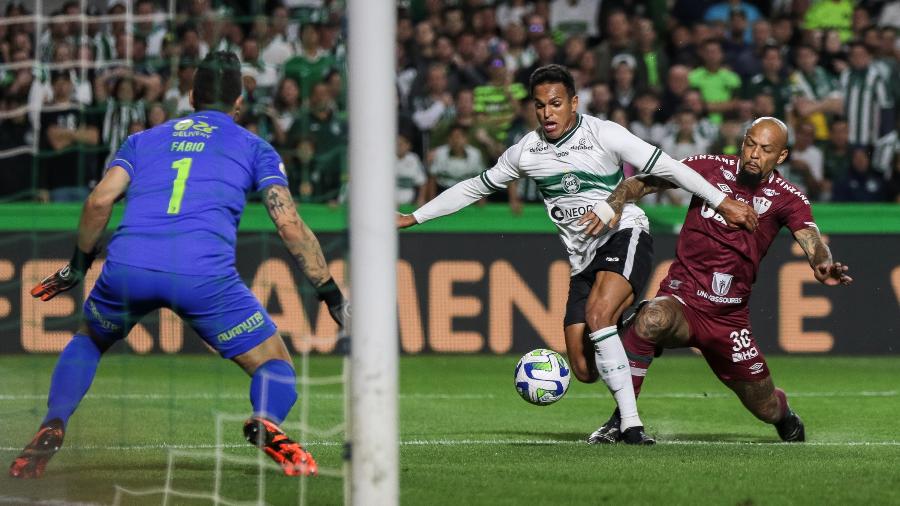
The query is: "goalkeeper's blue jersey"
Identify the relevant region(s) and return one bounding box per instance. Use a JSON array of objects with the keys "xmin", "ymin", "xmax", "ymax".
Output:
[{"xmin": 105, "ymin": 110, "xmax": 288, "ymax": 275}]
